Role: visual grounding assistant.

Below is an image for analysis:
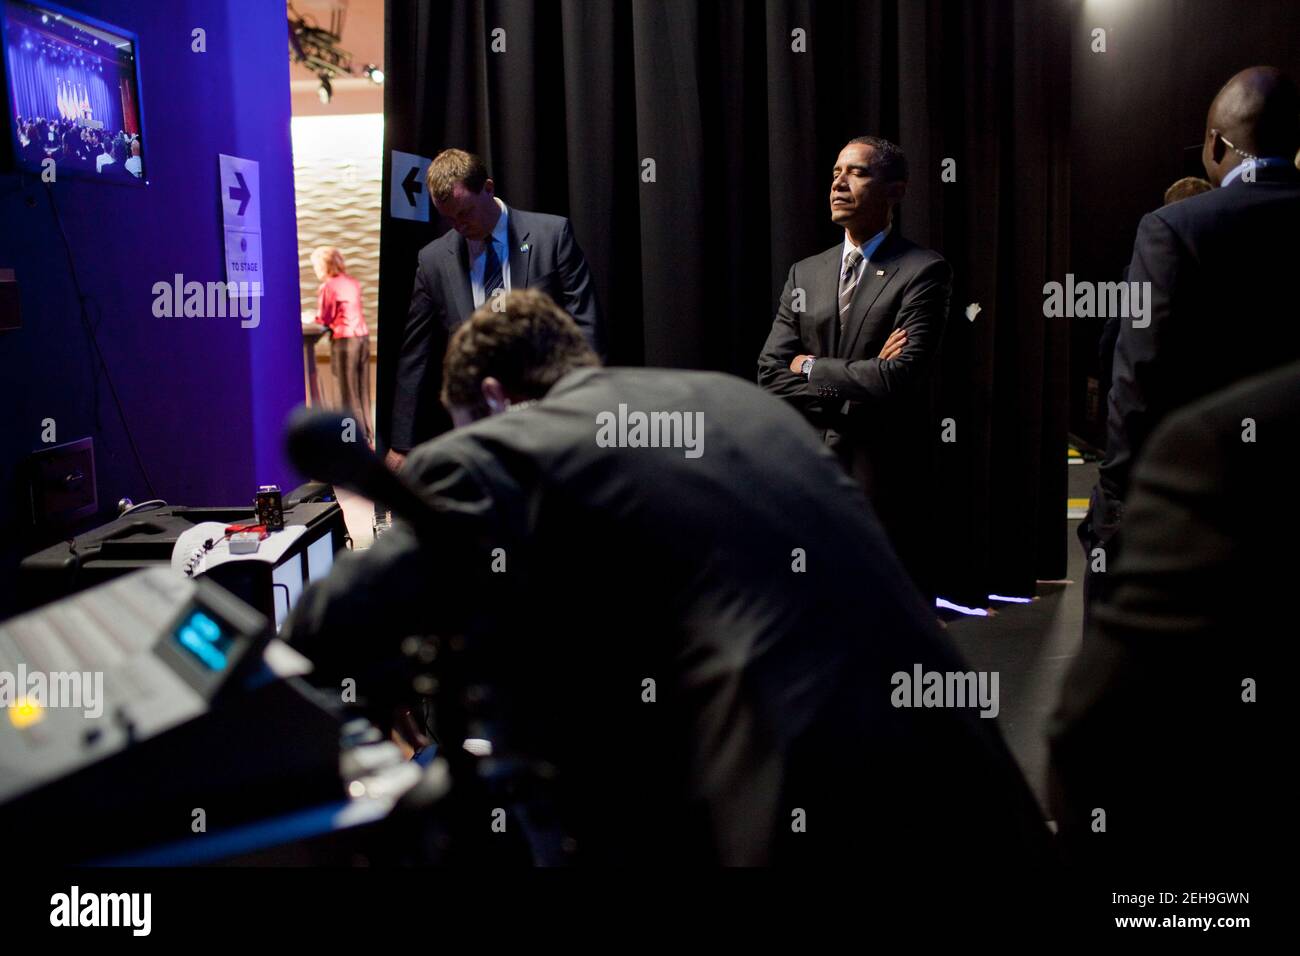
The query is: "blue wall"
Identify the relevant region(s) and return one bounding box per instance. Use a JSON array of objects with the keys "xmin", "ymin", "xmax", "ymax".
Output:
[{"xmin": 0, "ymin": 0, "xmax": 303, "ymax": 616}]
